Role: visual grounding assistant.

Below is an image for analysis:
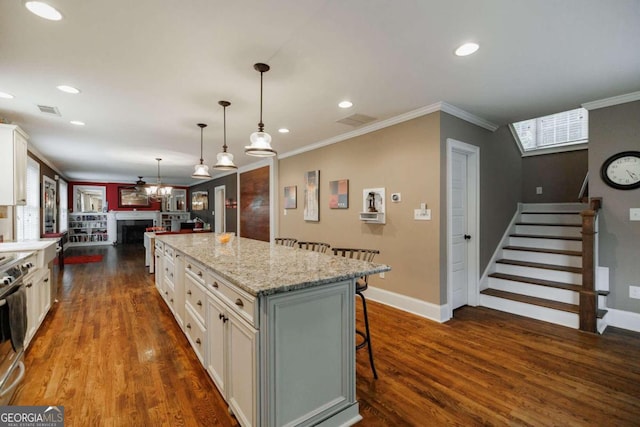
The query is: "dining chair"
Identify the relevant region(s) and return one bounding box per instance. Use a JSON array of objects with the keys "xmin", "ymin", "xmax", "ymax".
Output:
[
  {"xmin": 297, "ymin": 241, "xmax": 331, "ymax": 254},
  {"xmin": 274, "ymin": 237, "xmax": 298, "ymax": 247},
  {"xmin": 332, "ymin": 247, "xmax": 380, "ymax": 379}
]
